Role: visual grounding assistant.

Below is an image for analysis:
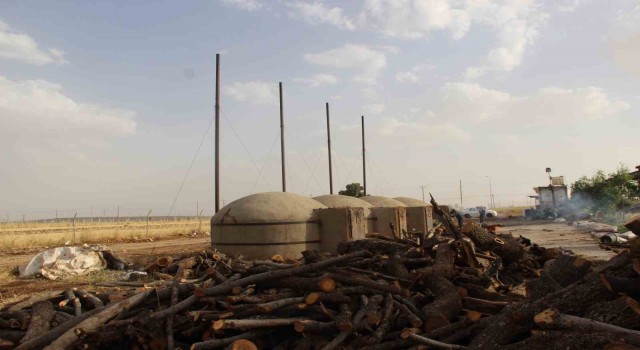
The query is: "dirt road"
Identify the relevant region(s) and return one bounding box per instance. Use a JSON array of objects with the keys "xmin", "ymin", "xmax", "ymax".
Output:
[{"xmin": 498, "ymin": 221, "xmax": 616, "ymax": 261}]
